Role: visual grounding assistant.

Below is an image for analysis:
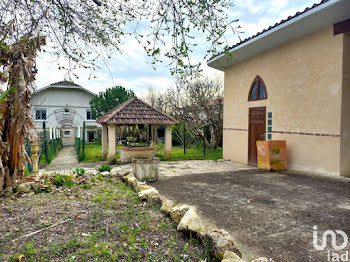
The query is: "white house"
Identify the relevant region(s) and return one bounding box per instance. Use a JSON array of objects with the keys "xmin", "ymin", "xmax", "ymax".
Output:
[{"xmin": 30, "ymin": 81, "xmax": 100, "ymax": 146}]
